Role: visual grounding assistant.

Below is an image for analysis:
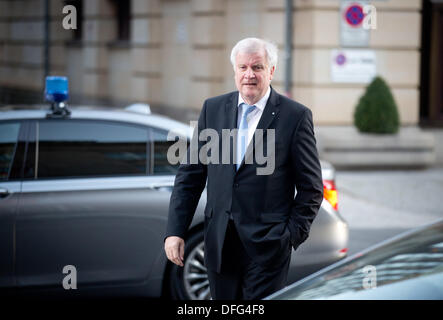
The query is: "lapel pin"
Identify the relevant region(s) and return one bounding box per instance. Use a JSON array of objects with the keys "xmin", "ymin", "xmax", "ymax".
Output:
[{"xmin": 272, "ymin": 112, "xmax": 275, "ymax": 115}]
